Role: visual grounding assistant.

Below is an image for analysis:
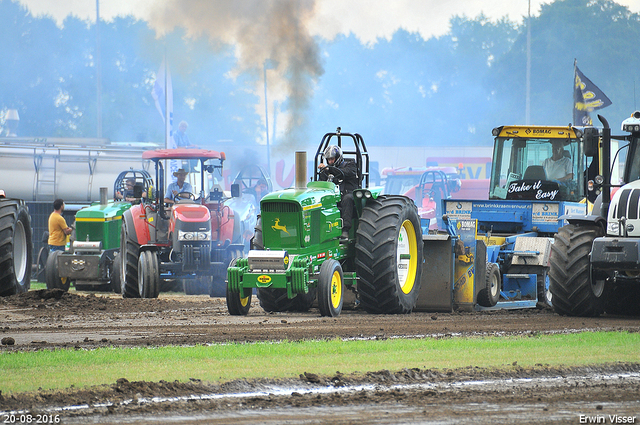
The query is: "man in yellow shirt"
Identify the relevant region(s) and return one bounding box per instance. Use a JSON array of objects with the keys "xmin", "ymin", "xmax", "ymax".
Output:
[{"xmin": 48, "ymin": 199, "xmax": 72, "ymax": 252}]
